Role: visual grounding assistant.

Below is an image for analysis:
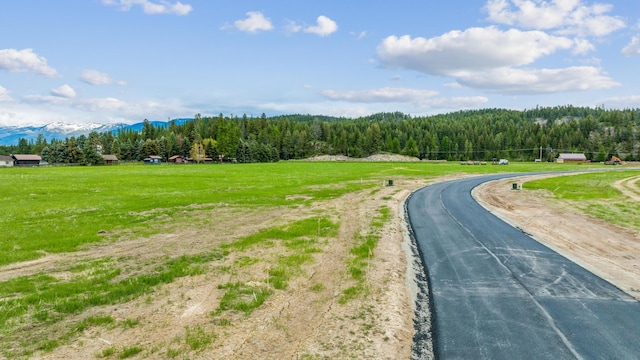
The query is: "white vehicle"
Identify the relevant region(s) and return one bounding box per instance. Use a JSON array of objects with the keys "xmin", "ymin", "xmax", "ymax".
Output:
[{"xmin": 499, "ymin": 159, "xmax": 509, "ymax": 165}]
